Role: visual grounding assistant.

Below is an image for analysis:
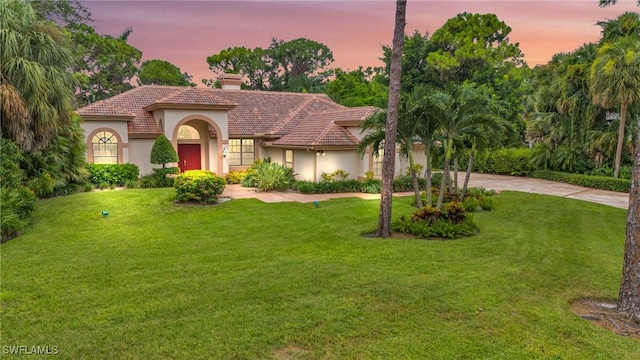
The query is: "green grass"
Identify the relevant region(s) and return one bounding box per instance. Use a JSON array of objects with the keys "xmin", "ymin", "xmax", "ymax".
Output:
[{"xmin": 1, "ymin": 189, "xmax": 639, "ymax": 359}]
